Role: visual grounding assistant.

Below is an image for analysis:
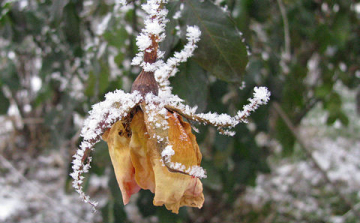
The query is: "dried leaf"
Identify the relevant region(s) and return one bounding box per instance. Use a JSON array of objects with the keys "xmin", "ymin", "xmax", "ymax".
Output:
[
  {"xmin": 103, "ymin": 121, "xmax": 140, "ymax": 204},
  {"xmin": 104, "ymin": 107, "xmax": 204, "ymax": 213},
  {"xmin": 129, "ymin": 110, "xmax": 156, "ymax": 192}
]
